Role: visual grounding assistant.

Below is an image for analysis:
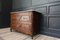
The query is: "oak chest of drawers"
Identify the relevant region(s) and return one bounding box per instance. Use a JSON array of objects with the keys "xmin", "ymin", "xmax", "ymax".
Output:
[{"xmin": 10, "ymin": 11, "xmax": 41, "ymax": 38}]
